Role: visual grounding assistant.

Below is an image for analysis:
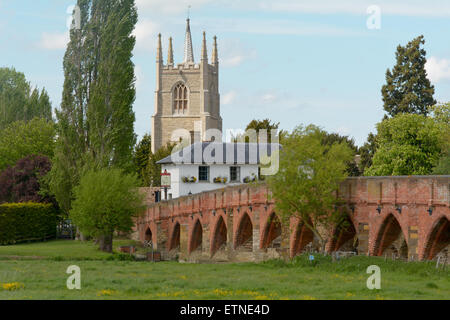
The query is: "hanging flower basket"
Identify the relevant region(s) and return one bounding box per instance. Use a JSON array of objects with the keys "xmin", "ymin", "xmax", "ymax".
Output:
[
  {"xmin": 182, "ymin": 176, "xmax": 197, "ymax": 183},
  {"xmin": 243, "ymin": 174, "xmax": 257, "ymax": 184},
  {"xmin": 214, "ymin": 177, "xmax": 228, "ymax": 184}
]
